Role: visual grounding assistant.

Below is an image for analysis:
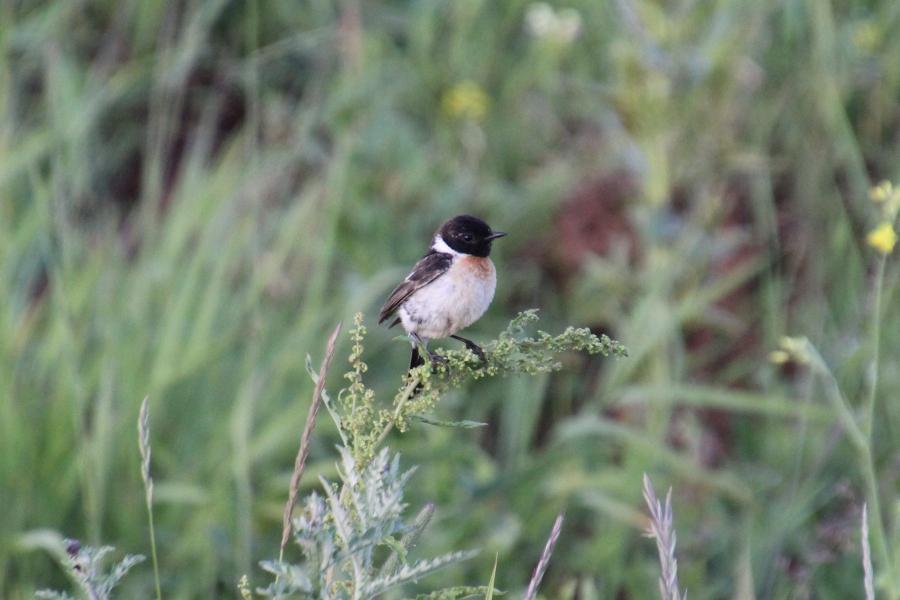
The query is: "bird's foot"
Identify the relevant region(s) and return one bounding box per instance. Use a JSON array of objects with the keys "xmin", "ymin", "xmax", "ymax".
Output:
[
  {"xmin": 451, "ymin": 335, "xmax": 487, "ymax": 365},
  {"xmin": 427, "ymin": 351, "xmax": 448, "ymax": 373},
  {"xmin": 465, "ymin": 343, "xmax": 486, "ymax": 364}
]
